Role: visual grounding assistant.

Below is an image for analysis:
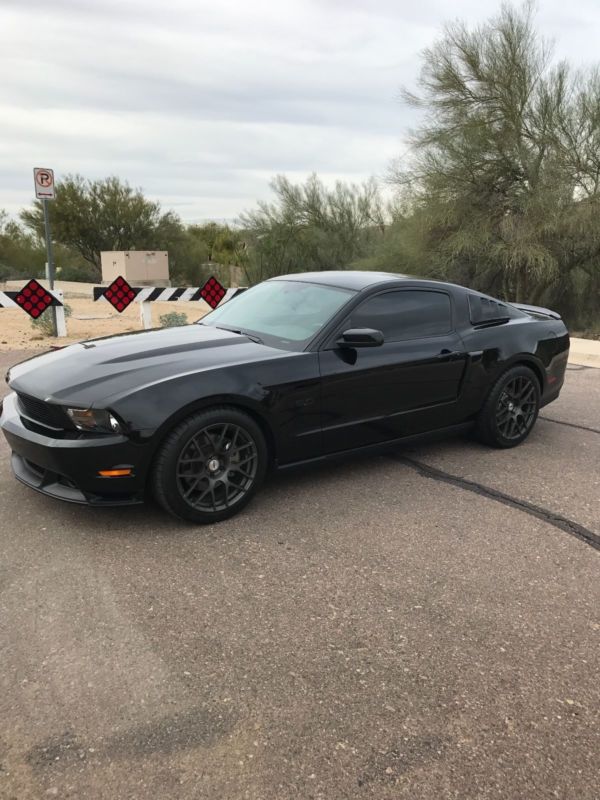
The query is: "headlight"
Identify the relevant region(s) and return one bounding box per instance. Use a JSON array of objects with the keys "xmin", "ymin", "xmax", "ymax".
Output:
[{"xmin": 66, "ymin": 407, "xmax": 123, "ymax": 433}]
